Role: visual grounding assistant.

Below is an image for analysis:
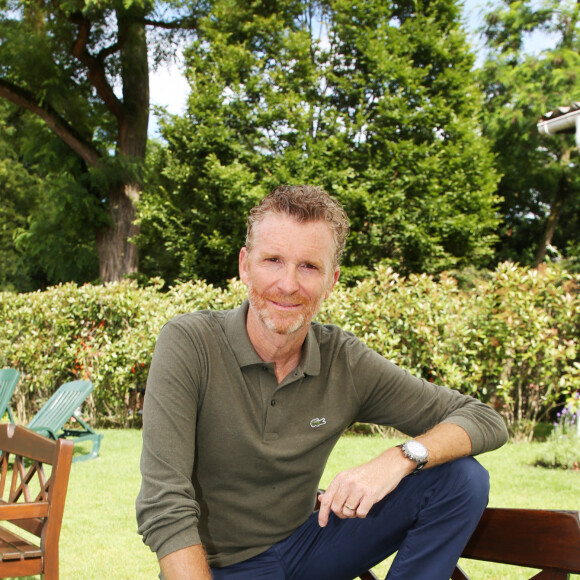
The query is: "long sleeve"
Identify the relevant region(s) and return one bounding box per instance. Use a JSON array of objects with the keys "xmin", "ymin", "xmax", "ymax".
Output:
[
  {"xmin": 346, "ymin": 337, "xmax": 509, "ymax": 454},
  {"xmin": 136, "ymin": 316, "xmax": 207, "ymax": 560}
]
